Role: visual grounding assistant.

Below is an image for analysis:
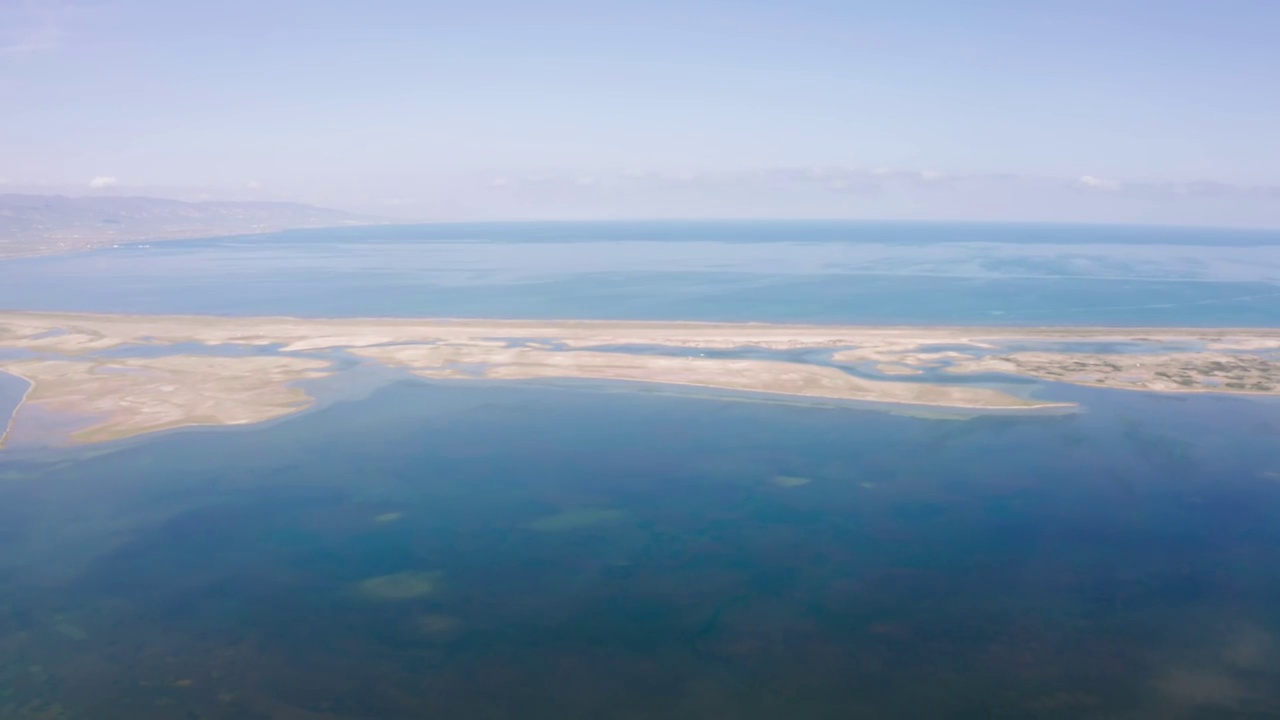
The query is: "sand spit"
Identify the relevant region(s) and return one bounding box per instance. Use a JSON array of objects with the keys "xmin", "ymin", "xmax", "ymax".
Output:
[
  {"xmin": 0, "ymin": 354, "xmax": 331, "ymax": 446},
  {"xmin": 347, "ymin": 344, "xmax": 1053, "ymax": 411},
  {"xmin": 3, "ymin": 311, "xmax": 1279, "ymax": 447}
]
